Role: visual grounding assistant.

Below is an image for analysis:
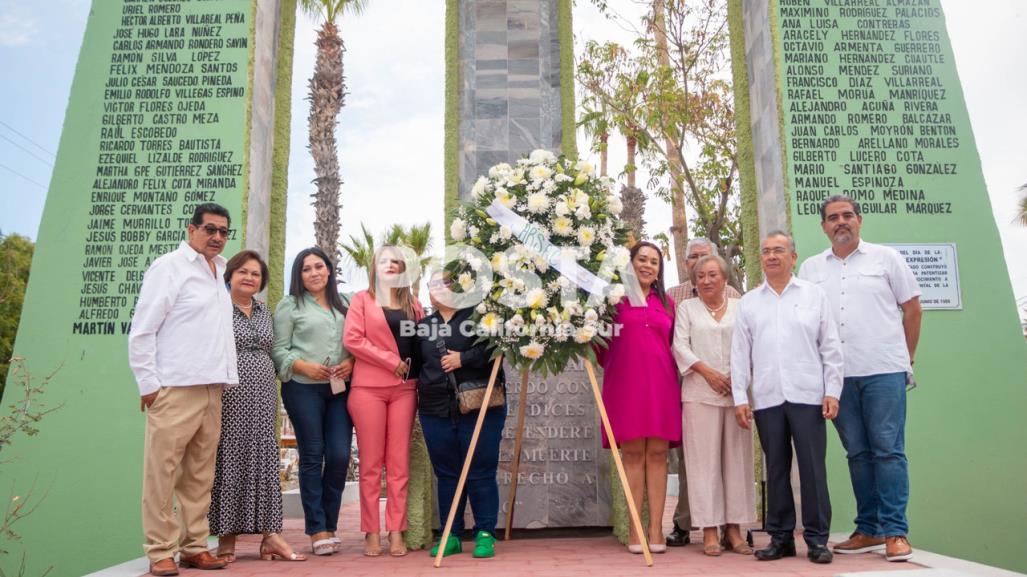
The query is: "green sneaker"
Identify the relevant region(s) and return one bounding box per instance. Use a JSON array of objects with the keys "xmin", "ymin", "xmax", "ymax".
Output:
[
  {"xmin": 430, "ymin": 534, "xmax": 462, "ymax": 557},
  {"xmin": 473, "ymin": 531, "xmax": 496, "ymax": 558}
]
